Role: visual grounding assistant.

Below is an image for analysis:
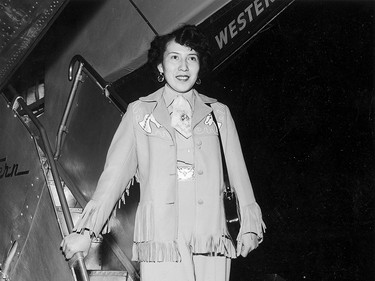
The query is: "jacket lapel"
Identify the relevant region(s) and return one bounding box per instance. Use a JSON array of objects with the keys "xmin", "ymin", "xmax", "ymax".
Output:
[
  {"xmin": 140, "ymin": 88, "xmax": 175, "ymax": 142},
  {"xmin": 192, "ymin": 91, "xmax": 217, "ymax": 129},
  {"xmin": 153, "ymin": 99, "xmax": 176, "ymax": 142}
]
